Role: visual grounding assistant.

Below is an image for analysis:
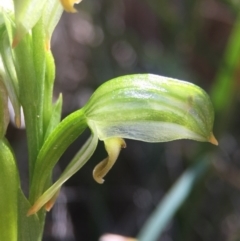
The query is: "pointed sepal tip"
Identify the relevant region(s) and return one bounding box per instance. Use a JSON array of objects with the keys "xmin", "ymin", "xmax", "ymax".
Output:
[{"xmin": 209, "ymin": 133, "xmax": 218, "ymax": 146}]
